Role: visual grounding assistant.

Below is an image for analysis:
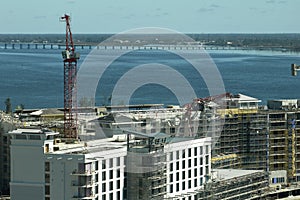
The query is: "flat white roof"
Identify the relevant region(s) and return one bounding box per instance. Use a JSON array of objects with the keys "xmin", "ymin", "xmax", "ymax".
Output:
[
  {"xmin": 8, "ymin": 128, "xmax": 59, "ymax": 136},
  {"xmin": 213, "ymin": 169, "xmax": 264, "ymax": 181},
  {"xmin": 231, "ymin": 93, "xmax": 261, "ymax": 103},
  {"xmin": 52, "ymin": 138, "xmax": 127, "ymax": 155}
]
